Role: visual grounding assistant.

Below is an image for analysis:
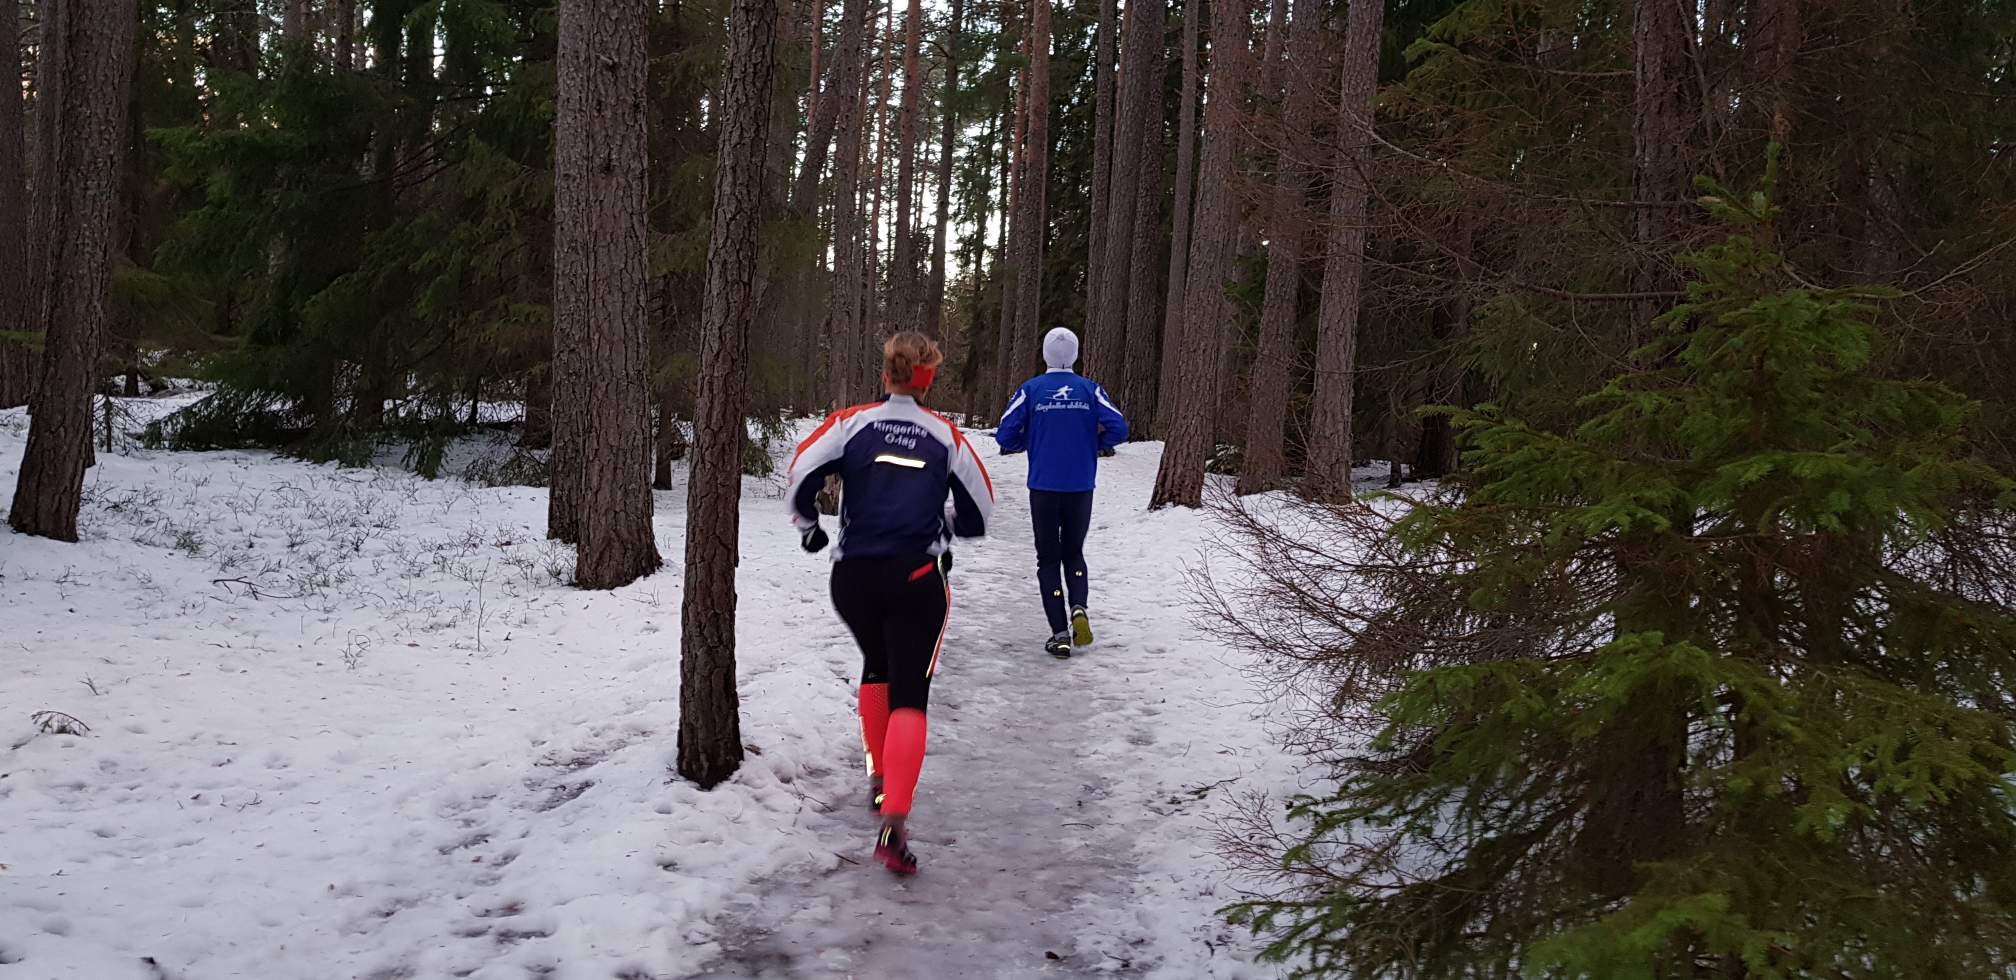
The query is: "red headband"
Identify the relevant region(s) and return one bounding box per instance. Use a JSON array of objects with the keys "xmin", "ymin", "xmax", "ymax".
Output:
[{"xmin": 907, "ymin": 364, "xmax": 938, "ymax": 392}]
